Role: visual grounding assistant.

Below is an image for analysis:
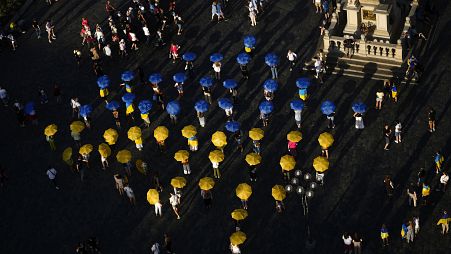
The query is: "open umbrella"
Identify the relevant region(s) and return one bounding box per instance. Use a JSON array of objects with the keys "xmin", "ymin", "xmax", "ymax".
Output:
[
  {"xmin": 138, "ymin": 100, "xmax": 153, "ymax": 114},
  {"xmin": 171, "ymin": 176, "xmax": 187, "ymax": 188},
  {"xmin": 97, "ymin": 75, "xmax": 110, "ymax": 89},
  {"xmin": 223, "ymin": 79, "xmax": 238, "ymax": 89},
  {"xmin": 122, "ymin": 93, "xmax": 136, "ymax": 103},
  {"xmin": 174, "ymin": 150, "xmax": 189, "ymax": 162},
  {"xmin": 296, "ymin": 77, "xmax": 311, "ymax": 89},
  {"xmin": 154, "ymin": 126, "xmax": 169, "ymax": 141},
  {"xmin": 249, "ymin": 128, "xmax": 264, "ymax": 141},
  {"xmin": 62, "ymin": 147, "xmax": 72, "ymax": 161},
  {"xmin": 231, "ymin": 209, "xmax": 248, "ymax": 221},
  {"xmin": 148, "ymin": 73, "xmax": 163, "ymax": 84},
  {"xmin": 230, "ymin": 231, "xmax": 247, "ymax": 245},
  {"xmin": 173, "ymin": 72, "xmax": 187, "ymax": 83},
  {"xmin": 211, "ymin": 131, "xmax": 227, "ymax": 147},
  {"xmin": 318, "ymin": 132, "xmax": 334, "ymax": 149},
  {"xmin": 259, "ymin": 101, "xmax": 274, "ymax": 114},
  {"xmin": 127, "ymin": 126, "xmax": 142, "ymax": 141},
  {"xmin": 236, "ymin": 53, "xmax": 251, "ymax": 65},
  {"xmin": 290, "ymin": 99, "xmax": 305, "ymax": 111},
  {"xmin": 195, "ymin": 100, "xmax": 209, "ymax": 113},
  {"xmin": 166, "ymin": 100, "xmax": 181, "ymax": 115},
  {"xmin": 225, "ymin": 121, "xmax": 240, "ymax": 133},
  {"xmin": 245, "ymin": 153, "xmax": 262, "ymax": 166},
  {"xmin": 321, "ymin": 100, "xmax": 336, "ymax": 115},
  {"xmin": 79, "ymin": 144, "xmax": 93, "ymax": 155},
  {"xmin": 105, "ymin": 100, "xmax": 120, "ymax": 111},
  {"xmin": 209, "ymin": 150, "xmax": 224, "ymax": 163},
  {"xmin": 280, "ymin": 155, "xmax": 296, "ymax": 171},
  {"xmin": 199, "ymin": 177, "xmax": 215, "ymax": 190},
  {"xmin": 116, "ymin": 149, "xmax": 132, "ymax": 163},
  {"xmin": 210, "ymin": 53, "xmax": 223, "ymax": 62},
  {"xmin": 44, "ymin": 124, "xmax": 58, "ymax": 136},
  {"xmin": 121, "ymin": 71, "xmax": 135, "ymax": 82},
  {"xmin": 182, "ymin": 52, "xmax": 196, "ymax": 62},
  {"xmin": 146, "ymin": 189, "xmax": 160, "ymax": 205},
  {"xmin": 313, "ymin": 156, "xmax": 329, "ymax": 173},
  {"xmin": 98, "ymin": 143, "xmax": 111, "ymax": 157},
  {"xmin": 70, "ymin": 121, "xmax": 85, "ymax": 133},
  {"xmin": 79, "ymin": 105, "xmax": 92, "ymax": 118},
  {"xmin": 199, "ymin": 76, "xmax": 214, "ymax": 88},
  {"xmin": 265, "ymin": 52, "xmax": 279, "ymax": 67},
  {"xmin": 218, "ymin": 98, "xmax": 233, "ymax": 110},
  {"xmin": 243, "ymin": 35, "xmax": 256, "ymax": 48},
  {"xmin": 352, "ymin": 102, "xmax": 367, "ymax": 114},
  {"xmin": 103, "ymin": 128, "xmax": 118, "ymax": 144},
  {"xmin": 287, "ymin": 131, "xmax": 302, "ymax": 142},
  {"xmin": 24, "ymin": 102, "xmax": 35, "ymax": 115},
  {"xmin": 263, "ymin": 79, "xmax": 278, "ymax": 92},
  {"xmin": 272, "ymin": 185, "xmax": 286, "ymax": 201},
  {"xmin": 236, "ymin": 183, "xmax": 252, "ymax": 200},
  {"xmin": 181, "ymin": 125, "xmax": 197, "ymax": 138}
]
